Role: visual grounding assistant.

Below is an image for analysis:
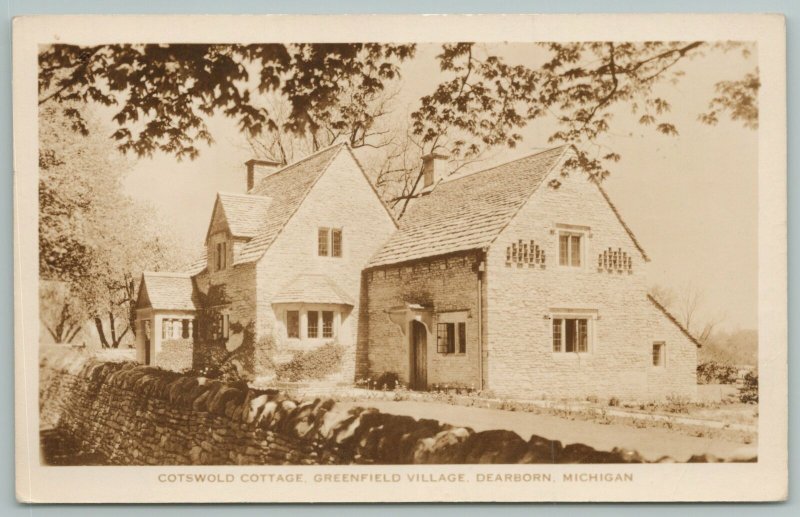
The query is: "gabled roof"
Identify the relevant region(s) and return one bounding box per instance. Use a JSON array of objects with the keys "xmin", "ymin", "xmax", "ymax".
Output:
[
  {"xmin": 137, "ymin": 272, "xmax": 200, "ymax": 311},
  {"xmin": 647, "ymin": 294, "xmax": 702, "ymax": 348},
  {"xmin": 366, "ymin": 146, "xmax": 570, "ymax": 268},
  {"xmin": 272, "ymin": 274, "xmax": 355, "ymax": 306},
  {"xmin": 236, "ymin": 143, "xmax": 346, "ymax": 264},
  {"xmin": 213, "ymin": 192, "xmax": 272, "ymax": 239}
]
